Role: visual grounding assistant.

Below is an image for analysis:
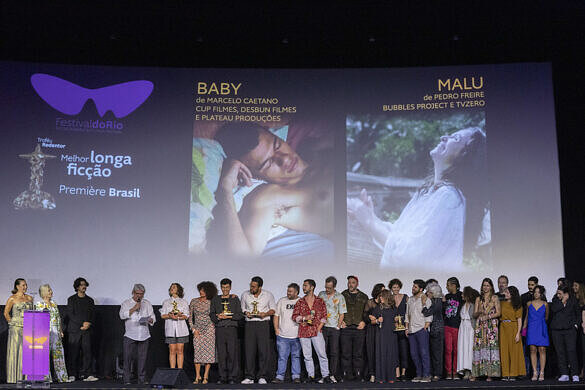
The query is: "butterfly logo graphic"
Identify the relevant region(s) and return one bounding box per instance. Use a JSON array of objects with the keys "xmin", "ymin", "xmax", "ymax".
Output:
[
  {"xmin": 31, "ymin": 73, "xmax": 154, "ymax": 118},
  {"xmin": 24, "ymin": 336, "xmax": 47, "ymax": 350}
]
